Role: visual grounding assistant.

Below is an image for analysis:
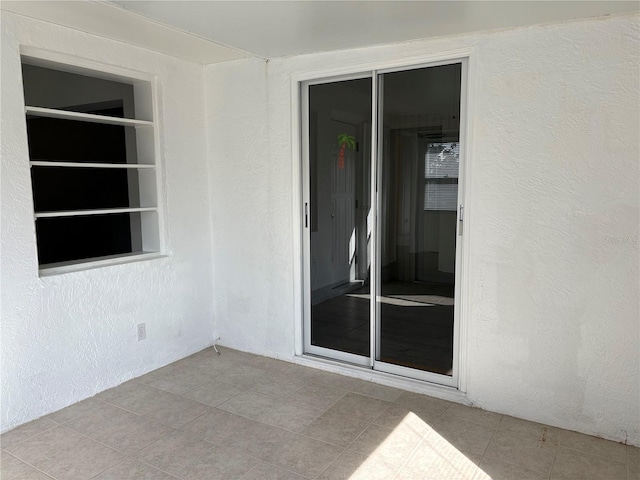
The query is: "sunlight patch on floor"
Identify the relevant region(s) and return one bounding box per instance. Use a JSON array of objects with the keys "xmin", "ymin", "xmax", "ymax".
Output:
[{"xmin": 346, "ymin": 412, "xmax": 491, "ymax": 480}]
